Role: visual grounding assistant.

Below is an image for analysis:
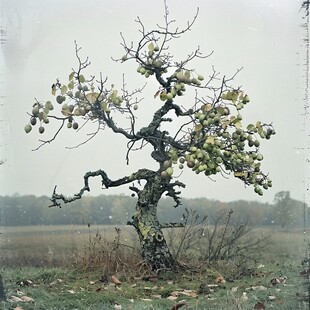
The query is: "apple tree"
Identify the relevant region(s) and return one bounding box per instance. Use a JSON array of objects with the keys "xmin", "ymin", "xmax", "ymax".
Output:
[{"xmin": 24, "ymin": 5, "xmax": 275, "ymax": 269}]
